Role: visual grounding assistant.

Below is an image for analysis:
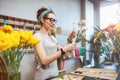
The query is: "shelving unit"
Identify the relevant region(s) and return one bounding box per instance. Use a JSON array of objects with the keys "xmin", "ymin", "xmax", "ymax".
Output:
[
  {"xmin": 0, "ymin": 14, "xmax": 40, "ymax": 32},
  {"xmin": 0, "ymin": 14, "xmax": 62, "ymax": 34}
]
